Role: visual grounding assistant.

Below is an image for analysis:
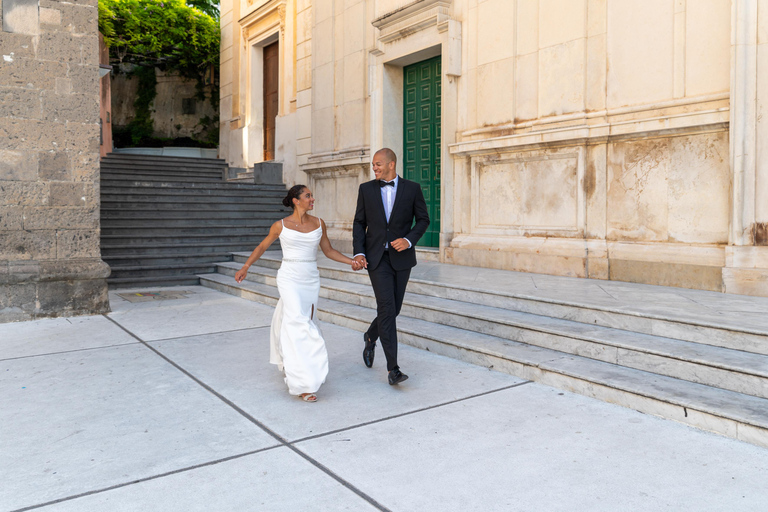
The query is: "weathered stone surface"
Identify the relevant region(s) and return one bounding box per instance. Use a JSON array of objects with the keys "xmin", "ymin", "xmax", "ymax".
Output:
[
  {"xmin": 71, "ymin": 150, "xmax": 99, "ymax": 182},
  {"xmin": 37, "ymin": 32, "xmax": 85, "ymax": 64},
  {"xmin": 38, "ymin": 258, "xmax": 110, "ymax": 281},
  {"xmin": 0, "ymin": 31, "xmax": 35, "ymax": 59},
  {"xmin": 38, "ymin": 150, "xmax": 71, "ymax": 181},
  {"xmin": 49, "ymin": 182, "xmax": 90, "ymax": 207},
  {"xmin": 40, "ymin": 0, "xmax": 98, "ymax": 10},
  {"xmin": 80, "ymin": 34, "xmax": 99, "ymax": 66},
  {"xmin": 43, "ymin": 90, "xmax": 99, "ymax": 123},
  {"xmin": 0, "ymin": 150, "xmax": 38, "ymax": 180},
  {"xmin": 23, "ymin": 207, "xmax": 98, "ymax": 230},
  {"xmin": 0, "ymin": 181, "xmax": 48, "ymax": 206},
  {"xmin": 65, "ymin": 121, "xmax": 99, "ymax": 152},
  {"xmin": 67, "ymin": 64, "xmax": 99, "ymax": 92},
  {"xmin": 56, "ymin": 229, "xmax": 100, "ymax": 259},
  {"xmin": 0, "ymin": 283, "xmax": 37, "ymax": 321},
  {"xmin": 0, "ymin": 86, "xmax": 42, "ymax": 119},
  {"xmin": 55, "ymin": 77, "xmax": 72, "ymax": 95},
  {"xmin": 2, "ymin": 0, "xmax": 39, "ymax": 35},
  {"xmin": 0, "ymin": 206, "xmax": 23, "ymax": 230},
  {"xmin": 0, "ymin": 118, "xmax": 68, "ymax": 150},
  {"xmin": 0, "ymin": 257, "xmax": 109, "ymax": 284},
  {"xmin": 56, "ymin": 3, "xmax": 97, "ymax": 35},
  {"xmin": 39, "ymin": 6, "xmax": 62, "ymax": 27},
  {"xmin": 0, "ymin": 230, "xmax": 56, "ymax": 260},
  {"xmin": 34, "ymin": 277, "xmax": 109, "ymax": 317},
  {"xmin": 0, "ymin": 57, "xmax": 68, "ymax": 91}
]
